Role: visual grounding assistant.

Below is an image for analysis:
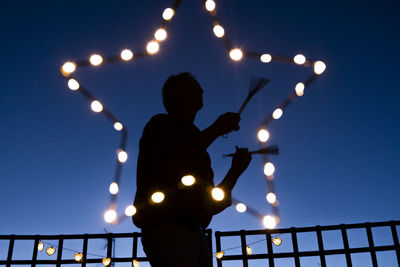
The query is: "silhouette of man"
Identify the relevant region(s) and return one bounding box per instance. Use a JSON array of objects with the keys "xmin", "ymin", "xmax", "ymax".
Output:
[{"xmin": 133, "ymin": 72, "xmax": 252, "ymax": 267}]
